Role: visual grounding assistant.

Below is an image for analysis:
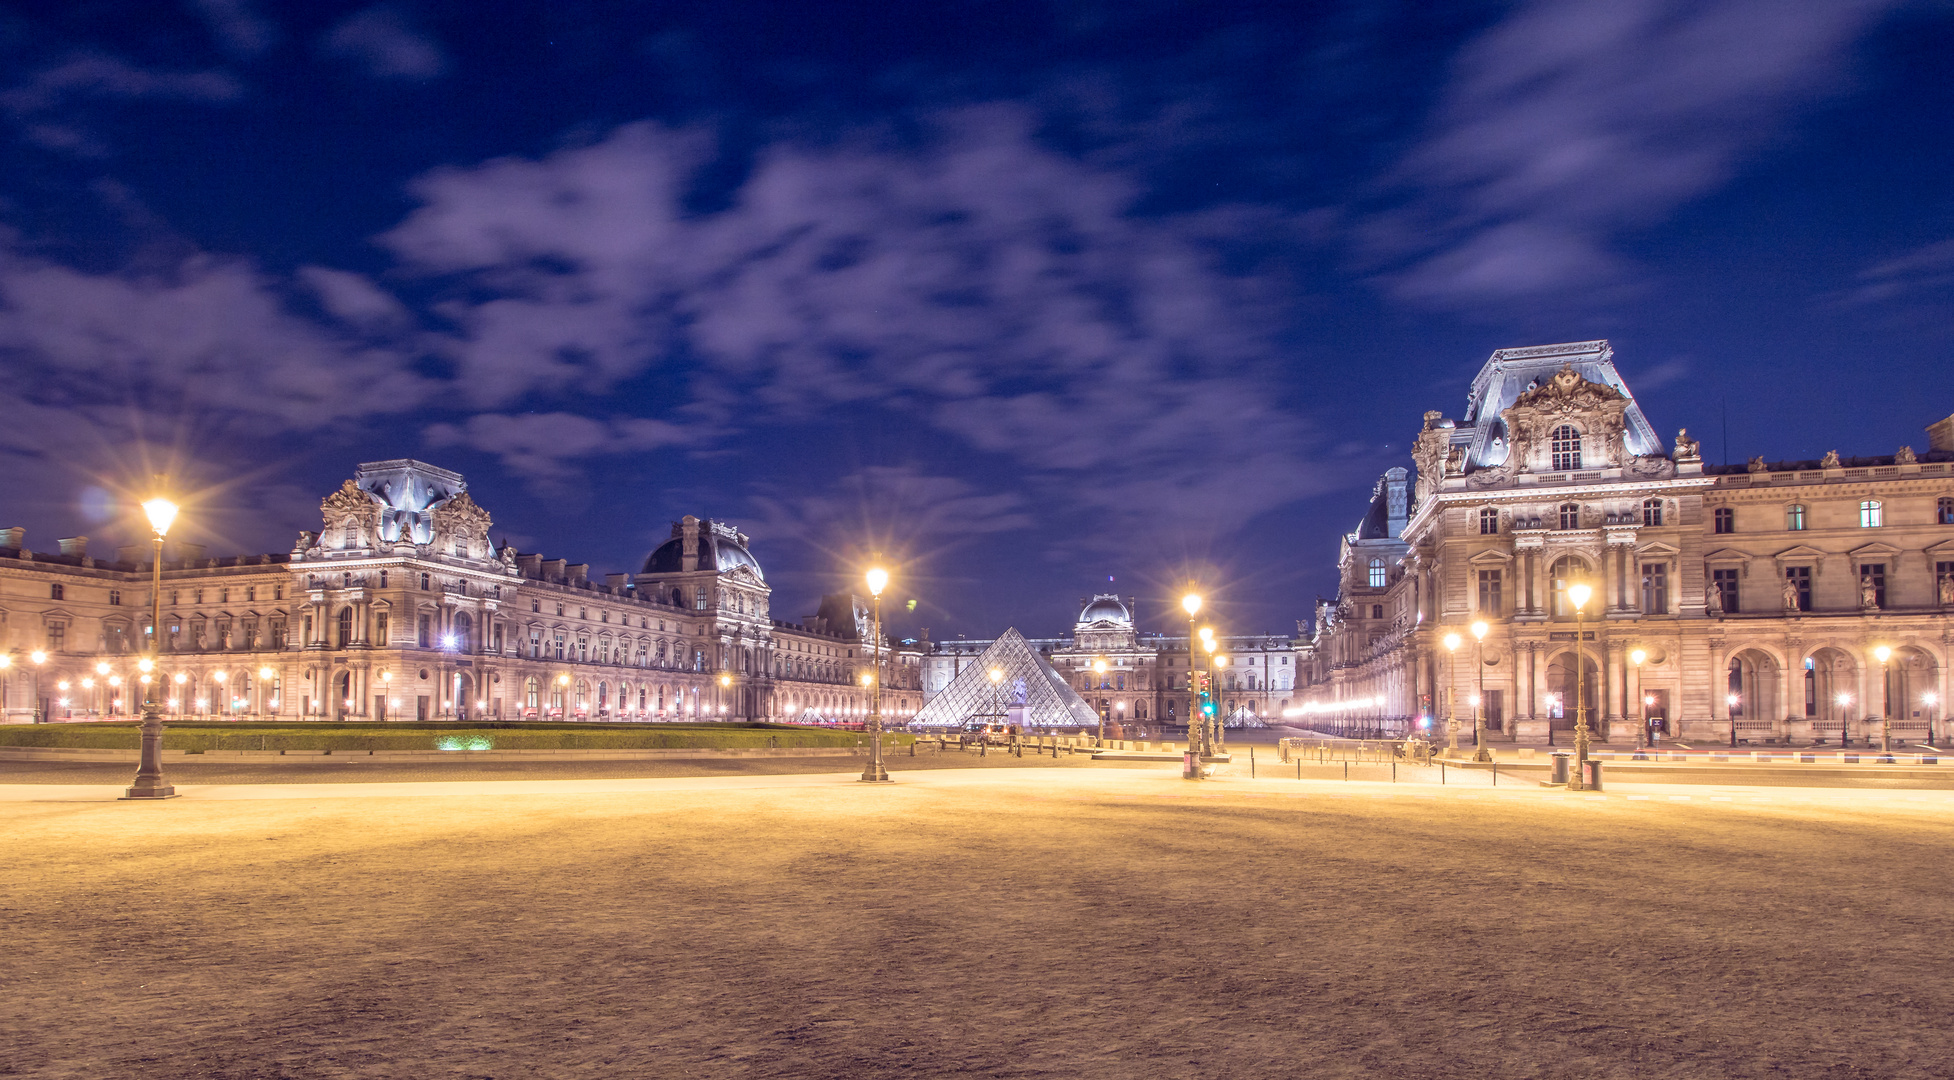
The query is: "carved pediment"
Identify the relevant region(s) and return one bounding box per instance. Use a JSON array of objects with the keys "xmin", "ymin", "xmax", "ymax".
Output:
[
  {"xmin": 1703, "ymin": 547, "xmax": 1752, "ymax": 565},
  {"xmin": 1634, "ymin": 540, "xmax": 1681, "ymax": 558},
  {"xmin": 433, "ymin": 491, "xmax": 492, "ymax": 540},
  {"xmin": 1773, "ymin": 545, "xmax": 1828, "ymax": 562},
  {"xmin": 1510, "ymin": 363, "xmax": 1628, "ymax": 412},
  {"xmin": 1468, "ymin": 548, "xmax": 1515, "ymax": 565},
  {"xmin": 1849, "ymin": 541, "xmax": 1901, "ymax": 559},
  {"xmin": 322, "ymin": 479, "xmax": 381, "ymax": 521}
]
